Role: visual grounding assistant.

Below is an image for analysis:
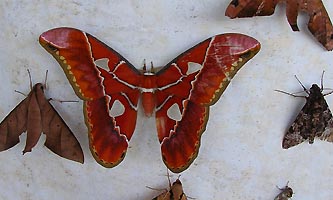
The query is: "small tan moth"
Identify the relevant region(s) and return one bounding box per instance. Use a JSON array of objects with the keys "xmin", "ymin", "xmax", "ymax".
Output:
[
  {"xmin": 274, "ymin": 183, "xmax": 293, "ymax": 200},
  {"xmin": 150, "ymin": 172, "xmax": 187, "ymax": 200},
  {"xmin": 152, "ymin": 178, "xmax": 187, "ymax": 200}
]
